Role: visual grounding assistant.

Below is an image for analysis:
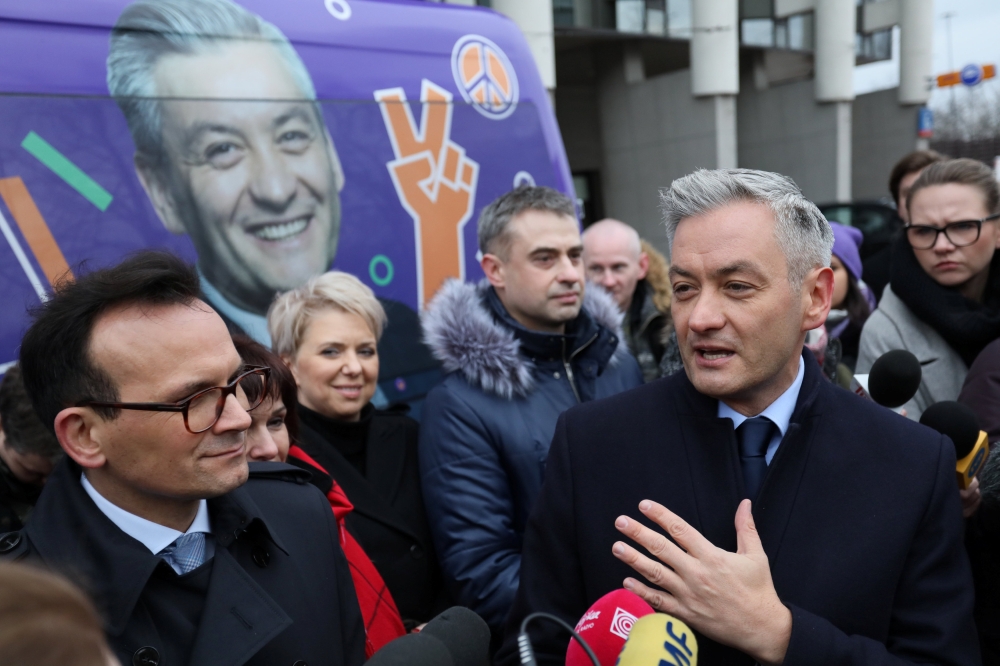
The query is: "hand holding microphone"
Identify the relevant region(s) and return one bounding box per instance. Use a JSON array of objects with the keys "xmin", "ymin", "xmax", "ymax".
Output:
[
  {"xmin": 611, "ymin": 499, "xmax": 791, "ymax": 665},
  {"xmin": 918, "ymin": 401, "xmax": 990, "ymax": 517}
]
